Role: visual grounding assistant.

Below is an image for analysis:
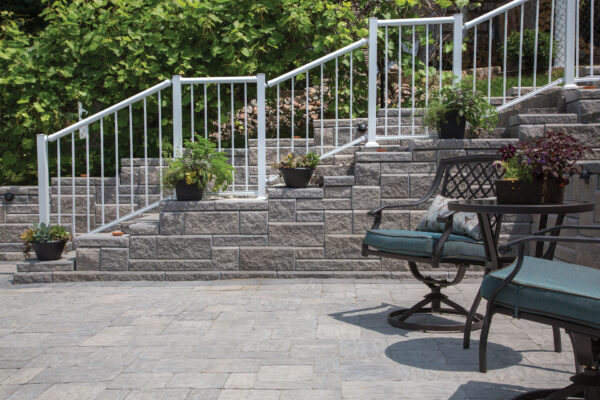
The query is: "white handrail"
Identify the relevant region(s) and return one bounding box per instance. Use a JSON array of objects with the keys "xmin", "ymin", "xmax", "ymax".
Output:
[
  {"xmin": 180, "ymin": 76, "xmax": 258, "ymax": 84},
  {"xmin": 266, "ymin": 39, "xmax": 367, "ymax": 87},
  {"xmin": 48, "ymin": 79, "xmax": 171, "ymax": 142},
  {"xmin": 464, "ymin": 0, "xmax": 528, "ymax": 30},
  {"xmin": 377, "ymin": 16, "xmax": 454, "ymax": 27}
]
